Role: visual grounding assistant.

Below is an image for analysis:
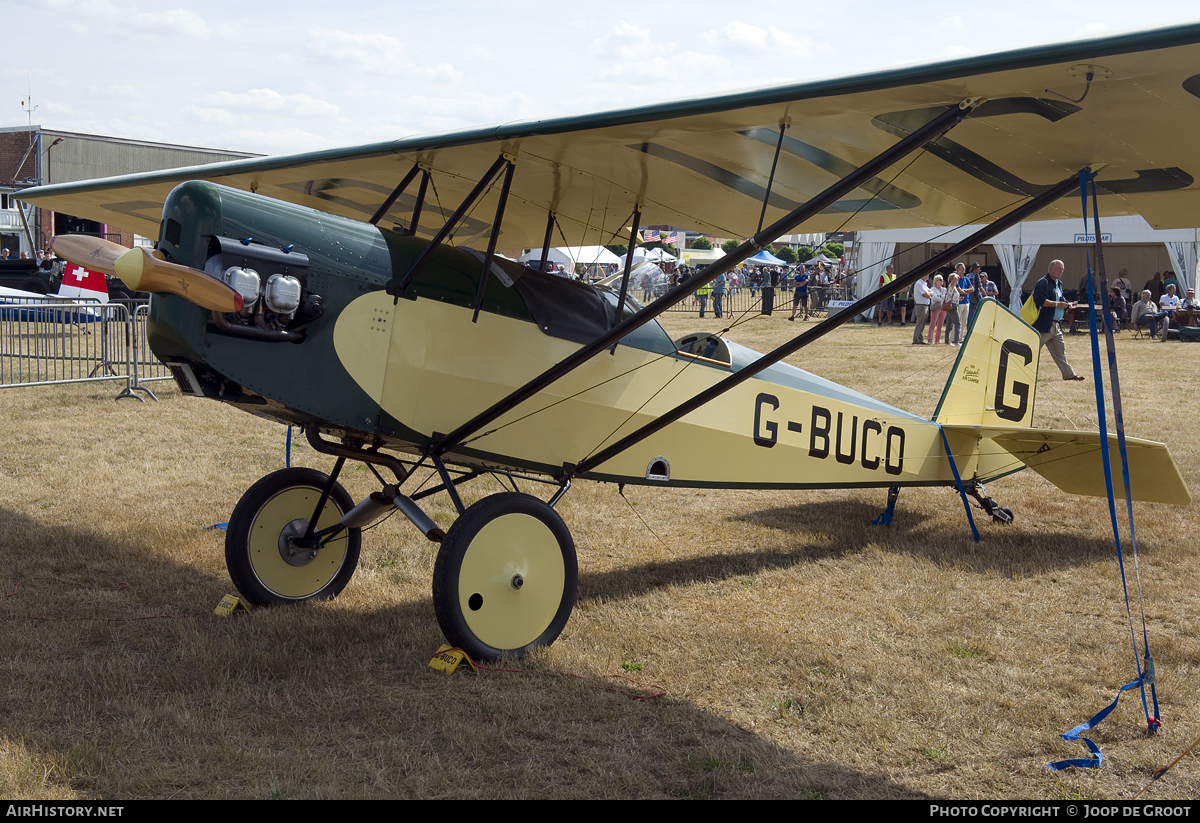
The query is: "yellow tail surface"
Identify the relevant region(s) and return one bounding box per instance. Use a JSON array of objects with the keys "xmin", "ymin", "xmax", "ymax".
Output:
[{"xmin": 933, "ymin": 300, "xmax": 1190, "ymax": 505}]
